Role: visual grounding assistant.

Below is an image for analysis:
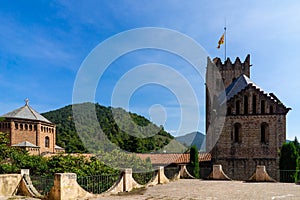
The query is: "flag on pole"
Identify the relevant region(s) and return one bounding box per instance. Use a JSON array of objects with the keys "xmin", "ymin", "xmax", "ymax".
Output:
[{"xmin": 217, "ymin": 33, "xmax": 225, "ymax": 49}]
